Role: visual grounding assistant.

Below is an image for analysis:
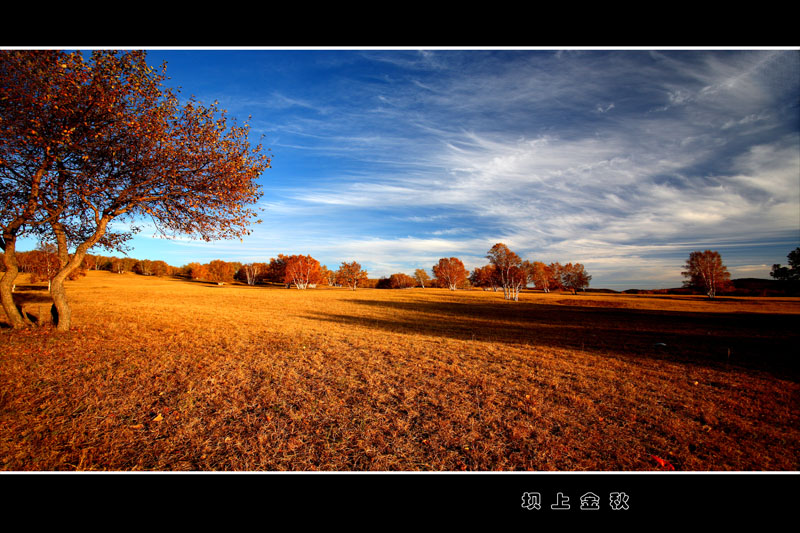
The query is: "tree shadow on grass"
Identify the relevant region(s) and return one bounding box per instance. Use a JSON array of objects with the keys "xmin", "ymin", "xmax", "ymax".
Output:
[
  {"xmin": 0, "ymin": 287, "xmax": 53, "ymax": 328},
  {"xmin": 303, "ymin": 297, "xmax": 800, "ymax": 381}
]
